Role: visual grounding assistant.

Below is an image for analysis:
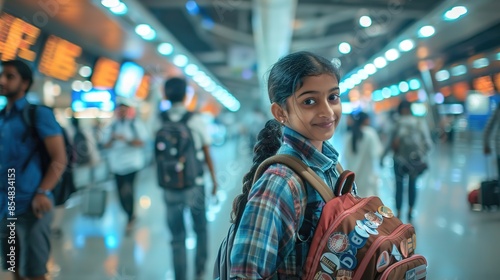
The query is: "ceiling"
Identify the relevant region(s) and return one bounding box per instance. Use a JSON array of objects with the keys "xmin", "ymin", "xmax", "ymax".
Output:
[{"xmin": 139, "ymin": 0, "xmax": 446, "ymax": 100}]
